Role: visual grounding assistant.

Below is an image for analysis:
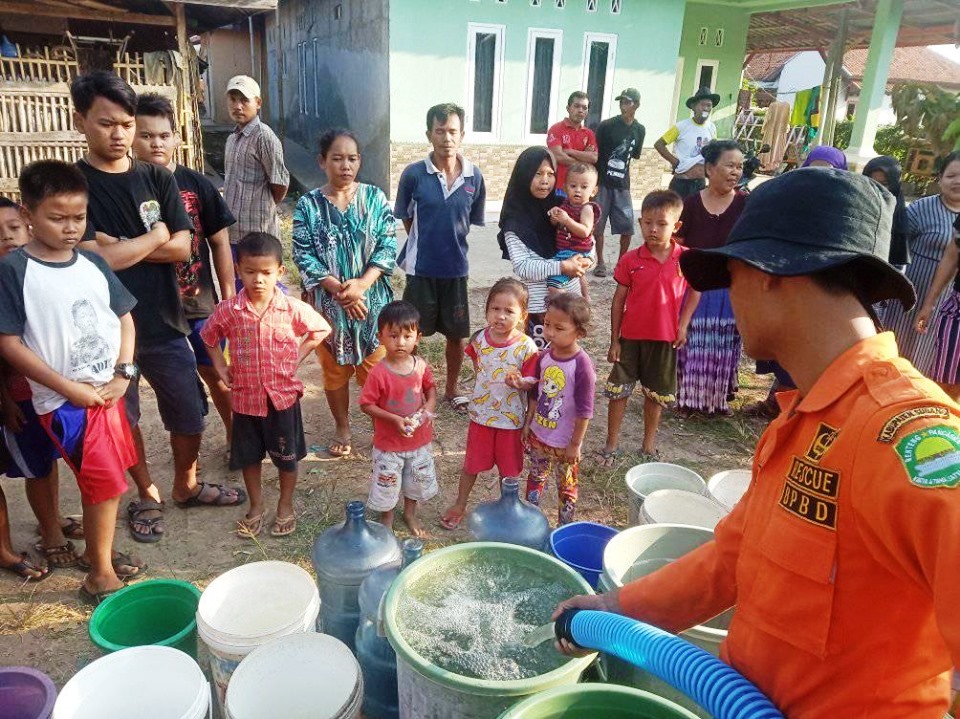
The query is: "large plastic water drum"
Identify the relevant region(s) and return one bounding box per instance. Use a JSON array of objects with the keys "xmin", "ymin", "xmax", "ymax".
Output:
[
  {"xmin": 601, "ymin": 524, "xmax": 729, "ymax": 718},
  {"xmin": 52, "ymin": 646, "xmax": 209, "ymax": 719},
  {"xmin": 625, "ymin": 464, "xmax": 706, "ymax": 525},
  {"xmin": 706, "ymin": 470, "xmax": 751, "ymax": 513},
  {"xmin": 0, "ymin": 666, "xmax": 56, "ymax": 719},
  {"xmin": 498, "ymin": 684, "xmax": 700, "ymax": 718},
  {"xmin": 225, "ymin": 633, "xmax": 362, "ymax": 718},
  {"xmin": 196, "ymin": 561, "xmax": 320, "ymax": 713},
  {"xmin": 639, "ymin": 489, "xmax": 727, "ymax": 531}
]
